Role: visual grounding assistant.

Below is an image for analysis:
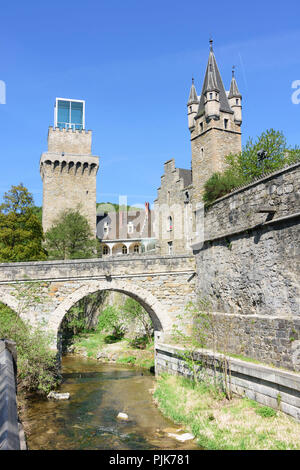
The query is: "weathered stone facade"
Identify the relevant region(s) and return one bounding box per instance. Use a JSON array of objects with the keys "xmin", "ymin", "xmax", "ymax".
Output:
[
  {"xmin": 0, "ymin": 255, "xmax": 196, "ymax": 350},
  {"xmin": 40, "ymin": 126, "xmax": 99, "ymax": 234},
  {"xmin": 154, "ymin": 159, "xmax": 193, "ymax": 255},
  {"xmin": 194, "ymin": 163, "xmax": 300, "ymax": 371}
]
